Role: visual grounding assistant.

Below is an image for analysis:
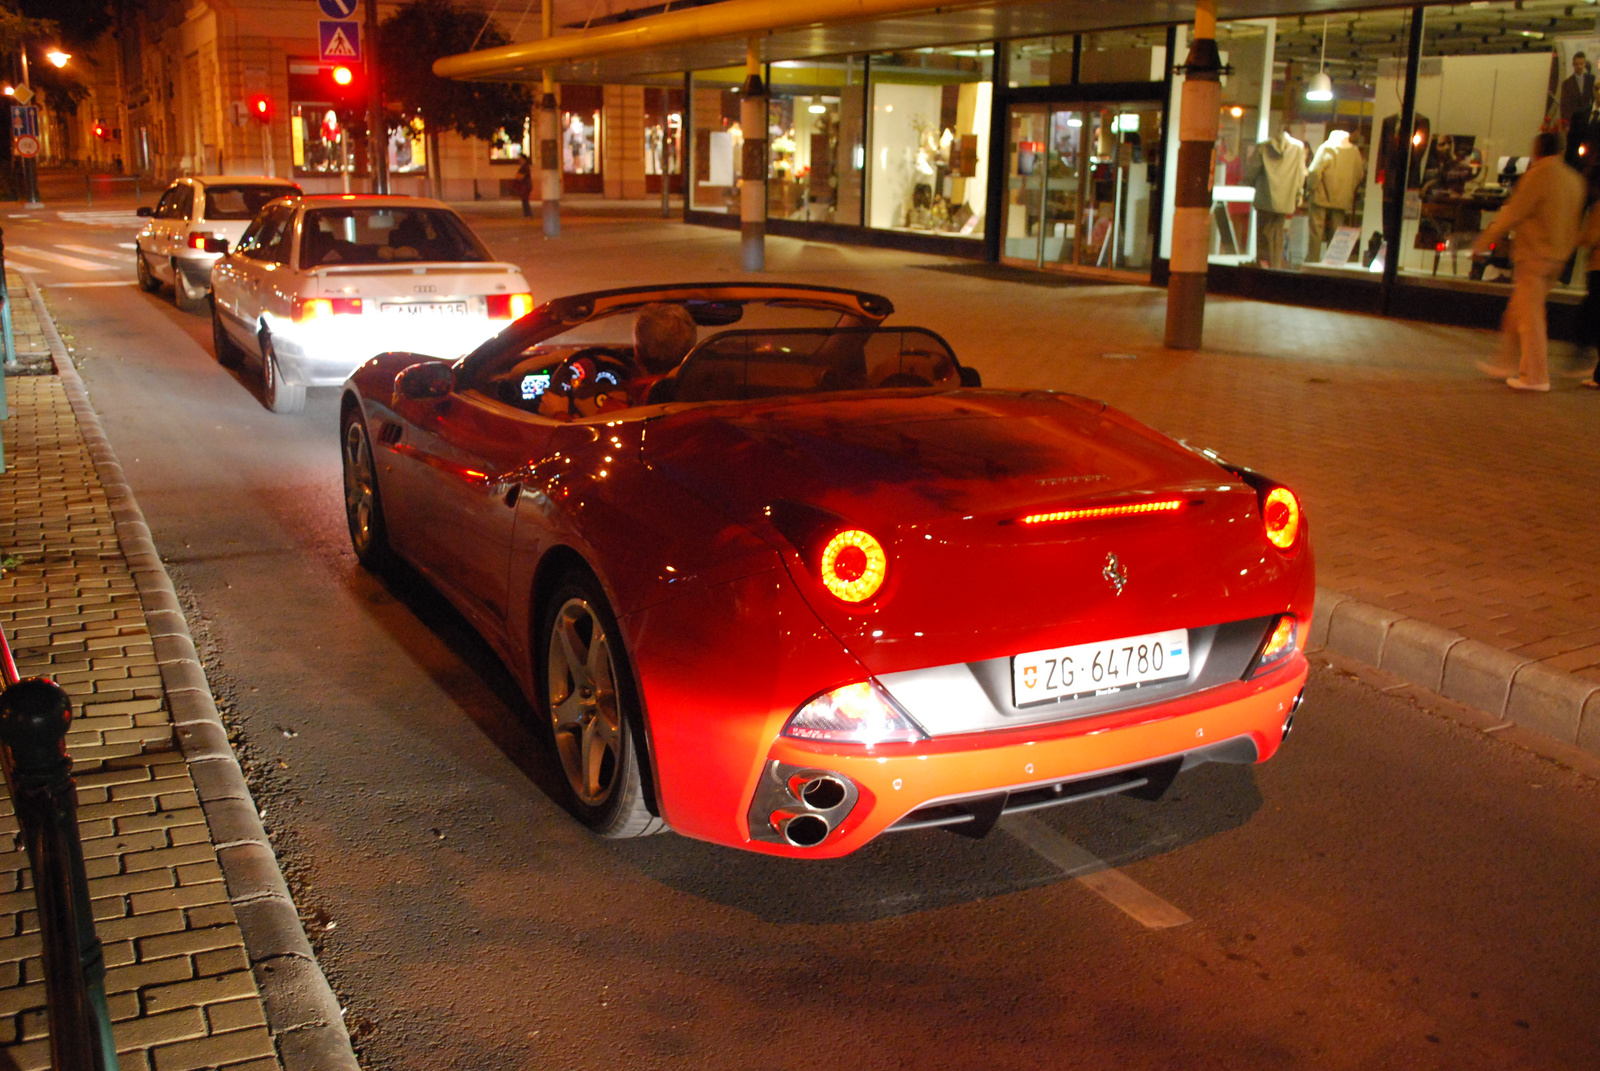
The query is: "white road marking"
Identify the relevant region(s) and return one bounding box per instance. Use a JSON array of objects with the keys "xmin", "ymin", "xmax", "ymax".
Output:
[
  {"xmin": 117, "ymin": 242, "xmax": 137, "ymax": 250},
  {"xmin": 1001, "ymin": 814, "xmax": 1193, "ymax": 929},
  {"xmin": 56, "ymin": 243, "xmax": 126, "ymax": 262},
  {"xmin": 6, "ymin": 262, "xmax": 40, "ymax": 273},
  {"xmin": 47, "ymin": 281, "xmax": 135, "ymax": 289},
  {"xmin": 7, "ymin": 245, "xmax": 117, "ymax": 271},
  {"xmin": 57, "ymin": 211, "xmax": 142, "ymax": 227}
]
